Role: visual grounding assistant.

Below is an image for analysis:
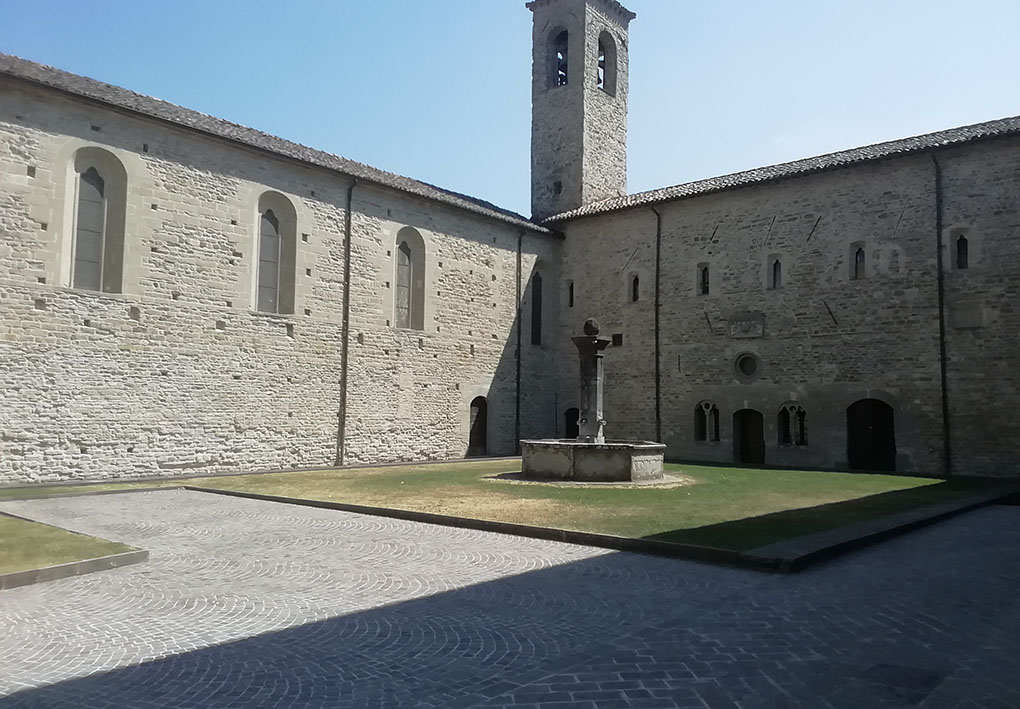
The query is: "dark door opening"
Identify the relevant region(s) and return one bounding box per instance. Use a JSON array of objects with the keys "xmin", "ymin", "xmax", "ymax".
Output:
[
  {"xmin": 468, "ymin": 396, "xmax": 488, "ymax": 457},
  {"xmin": 847, "ymin": 399, "xmax": 896, "ymax": 471},
  {"xmin": 564, "ymin": 407, "xmax": 579, "ymax": 439},
  {"xmin": 733, "ymin": 408, "xmax": 765, "ymax": 465}
]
